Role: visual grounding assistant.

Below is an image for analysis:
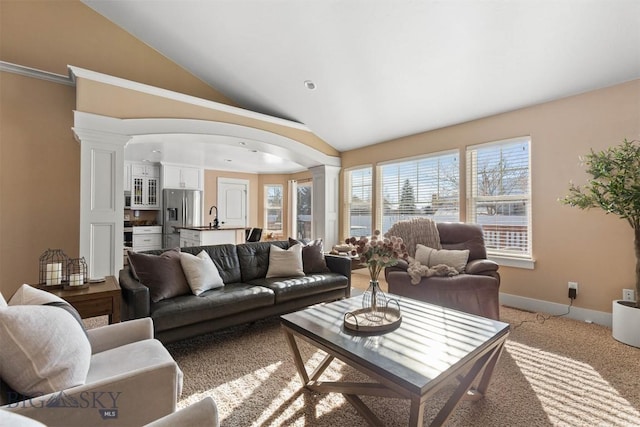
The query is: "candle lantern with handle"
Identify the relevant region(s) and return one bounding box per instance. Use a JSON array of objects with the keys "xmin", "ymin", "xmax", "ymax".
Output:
[
  {"xmin": 66, "ymin": 257, "xmax": 88, "ymax": 289},
  {"xmin": 39, "ymin": 249, "xmax": 70, "ymax": 287}
]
